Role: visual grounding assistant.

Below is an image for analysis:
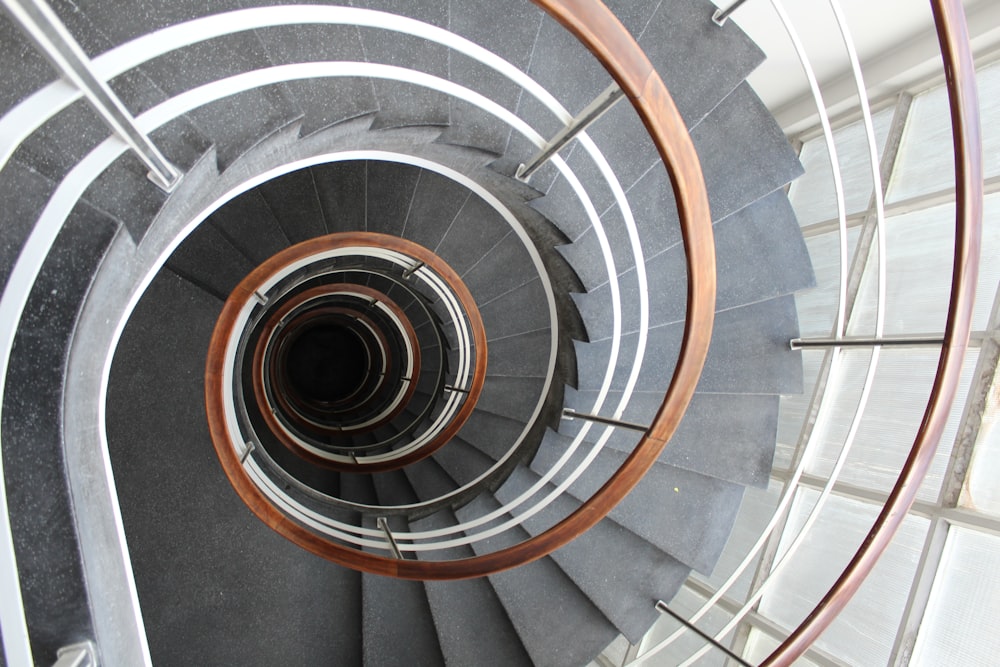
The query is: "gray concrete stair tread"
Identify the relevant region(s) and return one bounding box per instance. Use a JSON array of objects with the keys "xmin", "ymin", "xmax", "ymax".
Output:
[
  {"xmin": 365, "ymin": 160, "xmax": 421, "ymax": 237},
  {"xmin": 438, "ymin": 0, "xmax": 541, "ymax": 153},
  {"xmin": 0, "ymin": 160, "xmax": 57, "ymax": 290},
  {"xmin": 166, "ymin": 220, "xmax": 256, "ymax": 300},
  {"xmin": 411, "ymin": 509, "xmax": 534, "ymax": 666},
  {"xmin": 255, "ymin": 165, "xmax": 328, "ymax": 244},
  {"xmin": 474, "ymin": 375, "xmax": 546, "ymax": 425},
  {"xmin": 206, "ymin": 187, "xmax": 290, "ymax": 265},
  {"xmin": 479, "ymin": 277, "xmax": 550, "ymax": 341},
  {"xmin": 565, "ymin": 390, "xmax": 779, "ymax": 488},
  {"xmin": 254, "ymin": 24, "xmax": 378, "ymax": 136},
  {"xmin": 372, "ymin": 467, "xmax": 420, "ymax": 507},
  {"xmin": 485, "ymin": 328, "xmax": 551, "ymax": 378},
  {"xmin": 573, "ymin": 294, "xmax": 804, "ymax": 395},
  {"xmin": 108, "ymin": 269, "xmax": 363, "ymax": 666},
  {"xmin": 530, "ymin": 434, "xmax": 744, "ymax": 574},
  {"xmin": 455, "ymin": 409, "xmax": 527, "ymax": 463},
  {"xmin": 399, "ymin": 169, "xmax": 472, "ymax": 251},
  {"xmin": 429, "ymin": 435, "xmax": 496, "ymax": 490},
  {"xmin": 0, "ymin": 17, "xmax": 56, "ymax": 117},
  {"xmin": 401, "ymin": 456, "xmax": 460, "ymax": 506},
  {"xmin": 495, "ymin": 465, "xmax": 691, "ymax": 644},
  {"xmin": 461, "ymin": 232, "xmax": 541, "ymax": 306},
  {"xmin": 311, "ymin": 160, "xmax": 367, "ymax": 234},
  {"xmin": 638, "ymin": 0, "xmax": 765, "ymax": 128},
  {"xmin": 4, "ymin": 200, "xmax": 118, "ymax": 663},
  {"xmin": 456, "ymin": 494, "xmax": 620, "ymax": 667},
  {"xmin": 362, "ymin": 567, "xmax": 443, "ymax": 667},
  {"xmin": 692, "ymin": 81, "xmax": 804, "ymax": 222},
  {"xmin": 355, "ymin": 11, "xmax": 450, "ymax": 130},
  {"xmin": 516, "ymin": 15, "xmax": 613, "ymax": 139},
  {"xmin": 432, "ymin": 197, "xmax": 513, "ymax": 277},
  {"xmin": 569, "ymin": 190, "xmax": 816, "ymax": 344}
]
